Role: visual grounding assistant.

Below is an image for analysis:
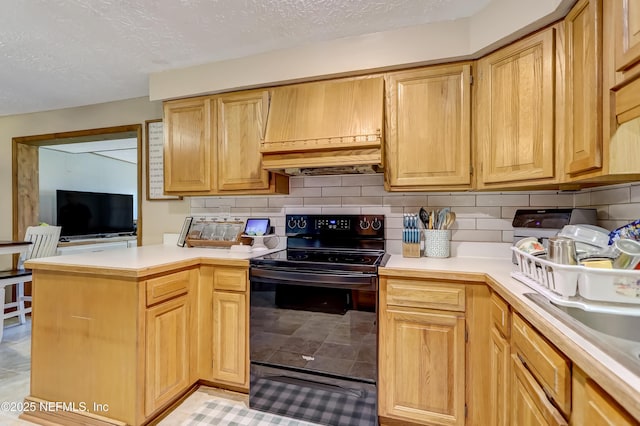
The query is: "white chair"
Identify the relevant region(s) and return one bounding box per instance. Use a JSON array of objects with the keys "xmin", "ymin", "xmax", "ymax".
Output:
[{"xmin": 1, "ymin": 225, "xmax": 61, "ymax": 342}]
